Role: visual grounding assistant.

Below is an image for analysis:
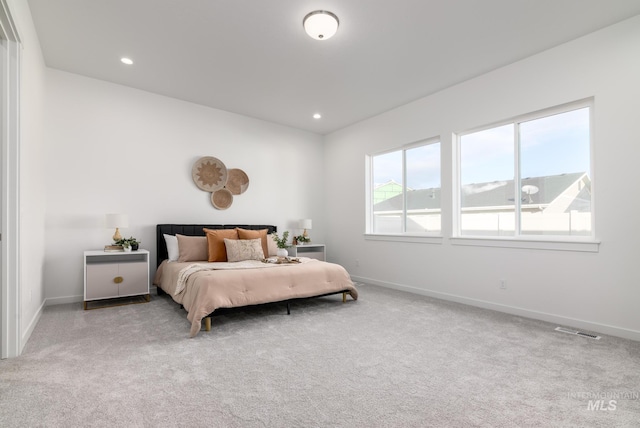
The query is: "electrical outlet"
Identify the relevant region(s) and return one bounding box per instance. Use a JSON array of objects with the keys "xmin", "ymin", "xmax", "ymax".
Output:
[{"xmin": 500, "ymin": 280, "xmax": 506, "ymax": 290}]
